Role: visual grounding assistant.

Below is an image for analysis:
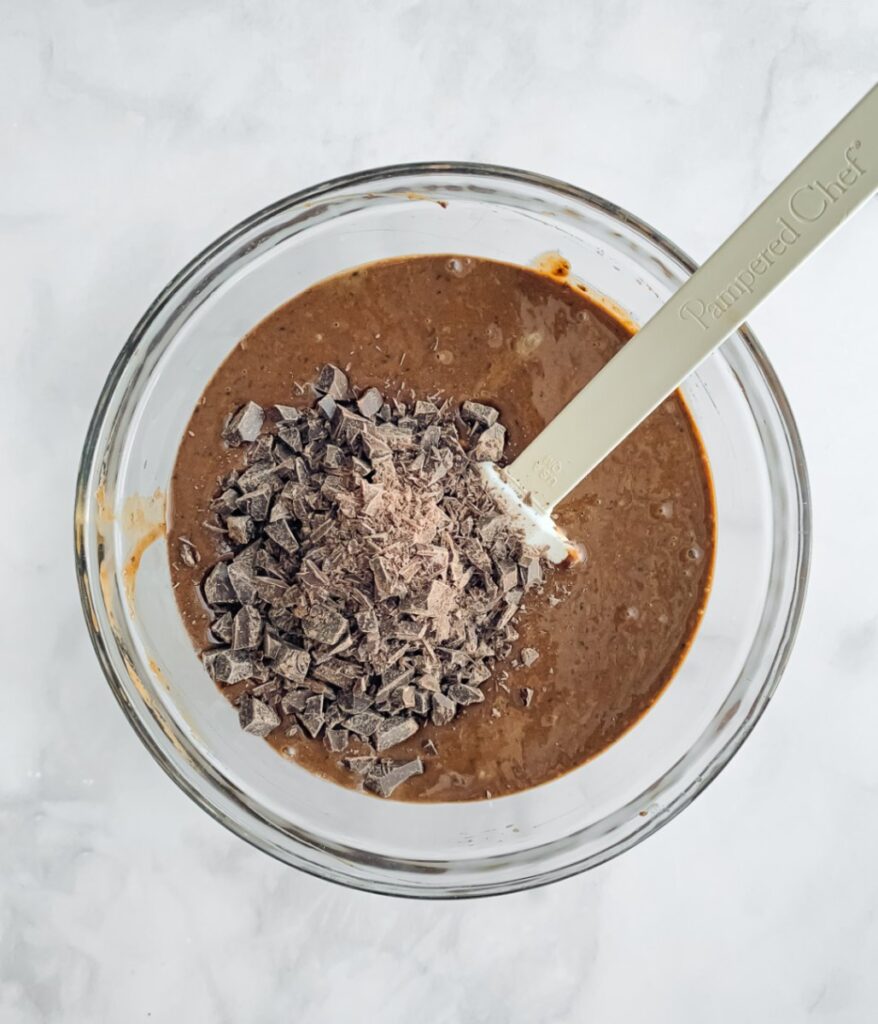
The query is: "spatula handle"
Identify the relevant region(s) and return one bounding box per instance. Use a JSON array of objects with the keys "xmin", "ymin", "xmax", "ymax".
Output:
[{"xmin": 509, "ymin": 84, "xmax": 878, "ymax": 511}]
